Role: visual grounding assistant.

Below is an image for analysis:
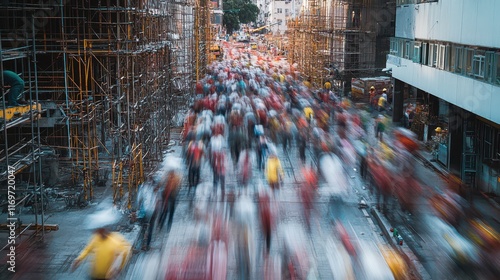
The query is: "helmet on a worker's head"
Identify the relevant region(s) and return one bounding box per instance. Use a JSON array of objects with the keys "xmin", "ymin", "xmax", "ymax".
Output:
[
  {"xmin": 383, "ymin": 88, "xmax": 387, "ymax": 92},
  {"xmin": 370, "ymin": 86, "xmax": 375, "ymax": 90}
]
